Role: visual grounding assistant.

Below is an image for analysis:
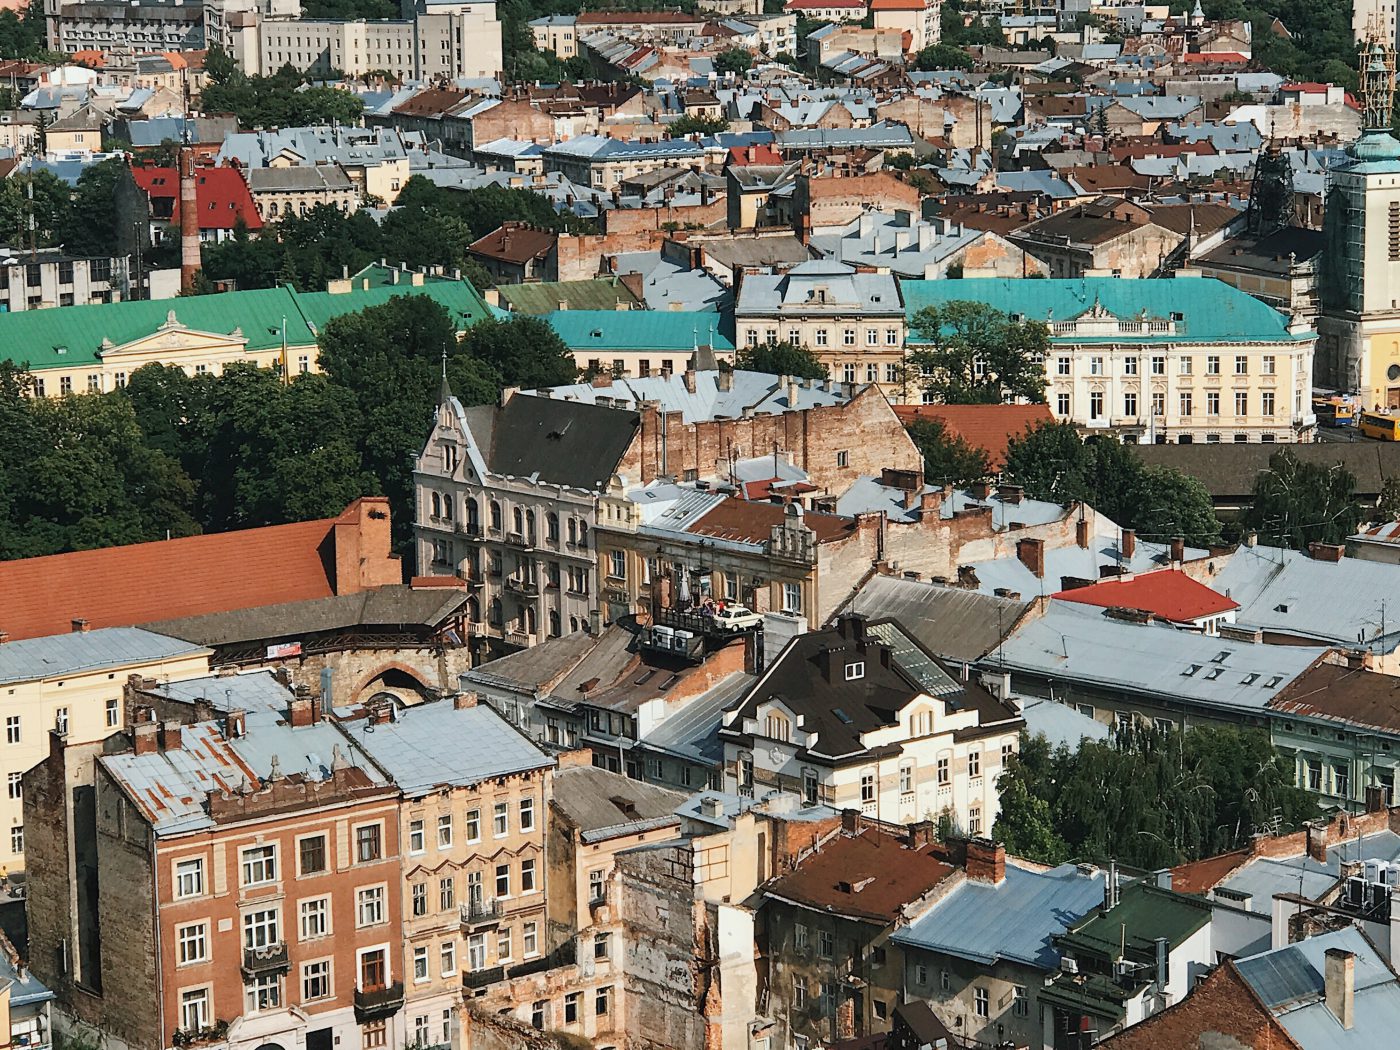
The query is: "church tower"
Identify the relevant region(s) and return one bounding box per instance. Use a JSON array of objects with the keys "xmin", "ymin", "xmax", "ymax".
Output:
[{"xmin": 1318, "ymin": 34, "xmax": 1400, "ymax": 406}]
